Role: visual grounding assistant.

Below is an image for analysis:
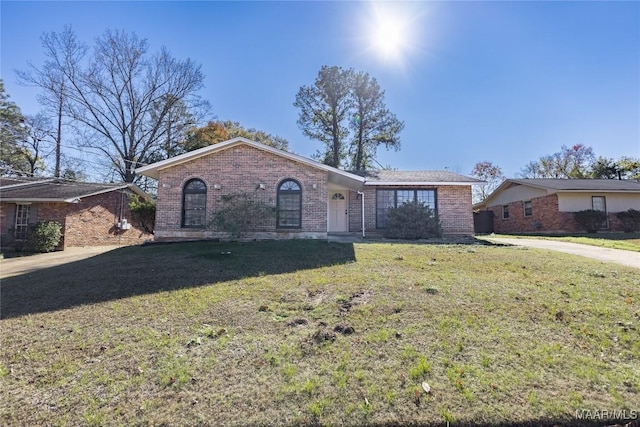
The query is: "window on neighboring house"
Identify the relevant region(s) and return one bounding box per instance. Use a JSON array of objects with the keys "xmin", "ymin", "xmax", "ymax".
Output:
[
  {"xmin": 524, "ymin": 201, "xmax": 532, "ymax": 217},
  {"xmin": 277, "ymin": 179, "xmax": 301, "ymax": 229},
  {"xmin": 376, "ymin": 189, "xmax": 437, "ymax": 228},
  {"xmin": 14, "ymin": 204, "xmax": 31, "ymax": 240},
  {"xmin": 182, "ymin": 179, "xmax": 207, "ymax": 228},
  {"xmin": 592, "ymin": 196, "xmax": 608, "ymax": 229},
  {"xmin": 502, "ymin": 205, "xmax": 510, "ymax": 219}
]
